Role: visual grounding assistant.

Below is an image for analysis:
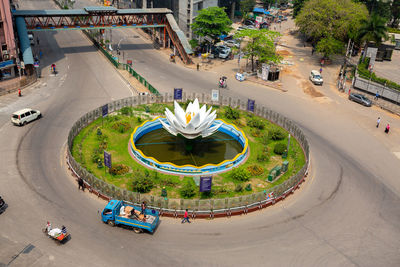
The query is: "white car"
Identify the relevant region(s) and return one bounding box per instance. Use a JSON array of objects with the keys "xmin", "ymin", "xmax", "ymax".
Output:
[
  {"xmin": 219, "ymin": 47, "xmax": 232, "ymax": 59},
  {"xmin": 309, "ymin": 70, "xmax": 323, "ymax": 85},
  {"xmin": 11, "ymin": 108, "xmax": 41, "ymax": 126},
  {"xmin": 225, "ymin": 40, "xmax": 240, "ymax": 48}
]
